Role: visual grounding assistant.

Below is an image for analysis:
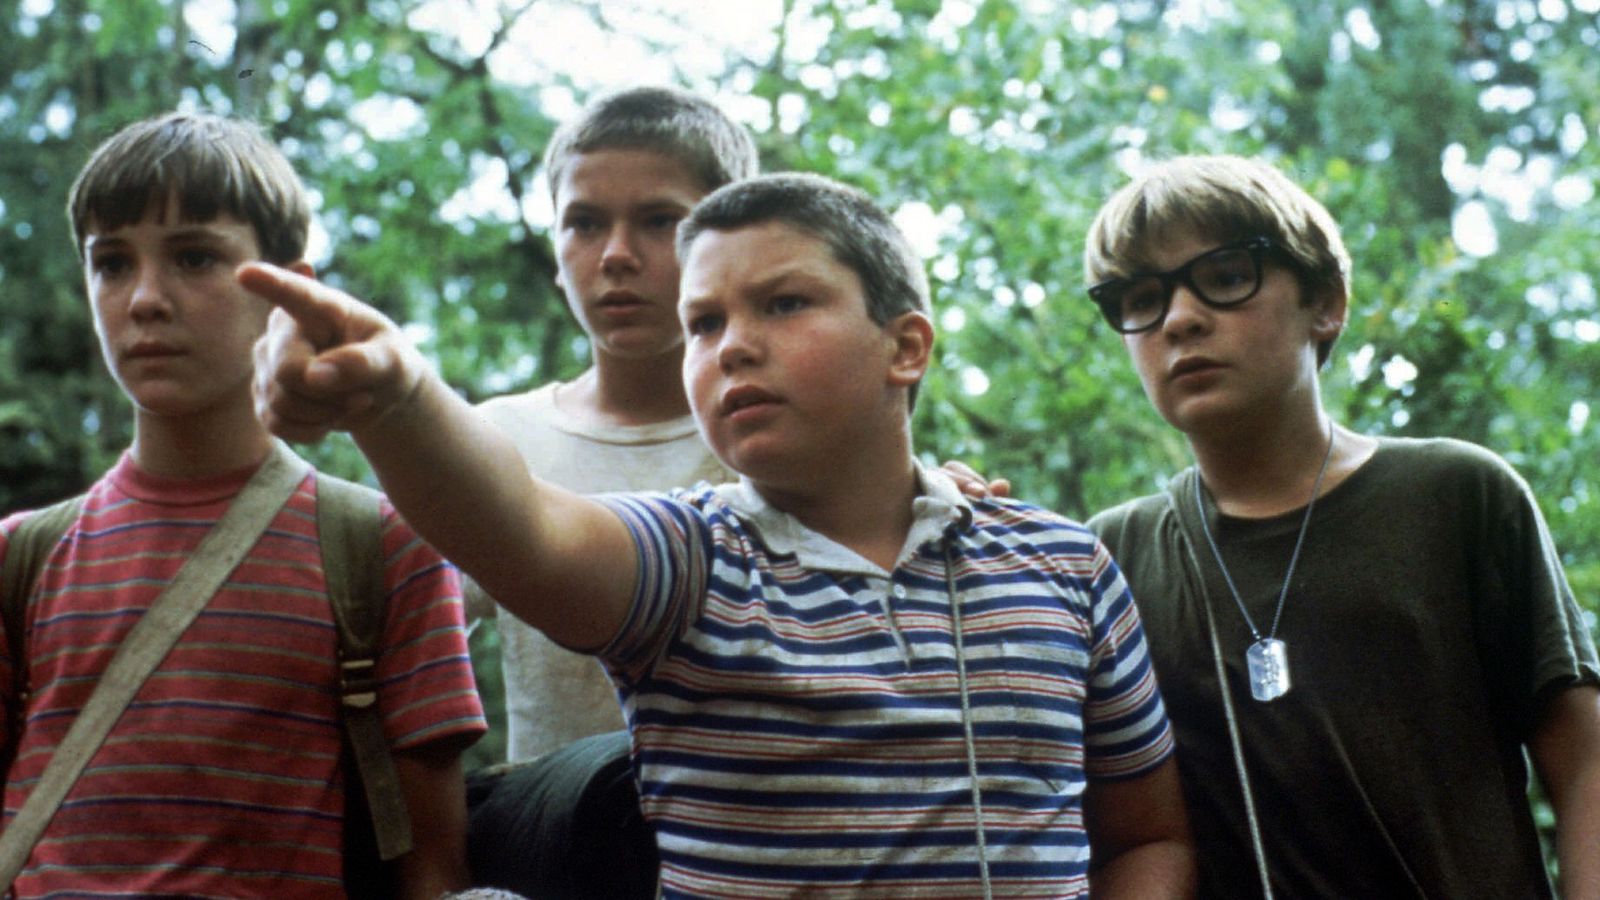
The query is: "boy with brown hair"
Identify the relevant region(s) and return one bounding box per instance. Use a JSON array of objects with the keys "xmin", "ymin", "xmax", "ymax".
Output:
[
  {"xmin": 457, "ymin": 84, "xmax": 754, "ymax": 899},
  {"xmin": 0, "ymin": 111, "xmax": 485, "ymax": 898},
  {"xmin": 247, "ymin": 170, "xmax": 1194, "ymax": 898},
  {"xmin": 1083, "ymin": 154, "xmax": 1600, "ymax": 898},
  {"xmin": 470, "ymin": 85, "xmax": 753, "ymax": 763}
]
